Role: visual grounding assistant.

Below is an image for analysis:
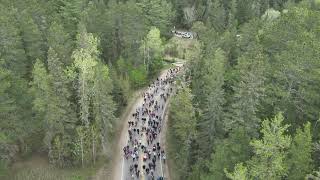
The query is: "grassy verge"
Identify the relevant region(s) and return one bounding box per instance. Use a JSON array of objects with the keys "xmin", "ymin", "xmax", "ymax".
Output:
[{"xmin": 6, "ymin": 153, "xmax": 105, "ymax": 180}]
